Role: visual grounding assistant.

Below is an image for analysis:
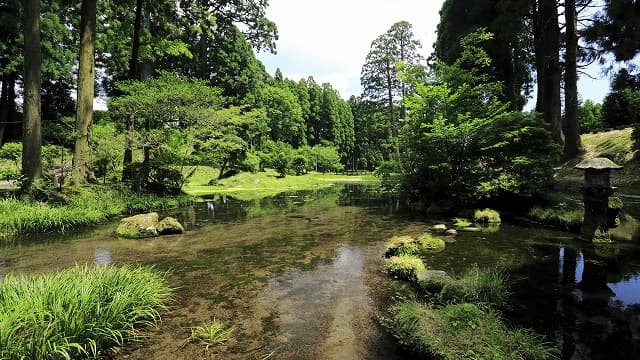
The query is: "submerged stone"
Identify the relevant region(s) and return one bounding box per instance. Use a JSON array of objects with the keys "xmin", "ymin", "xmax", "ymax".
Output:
[
  {"xmin": 116, "ymin": 212, "xmax": 159, "ymax": 239},
  {"xmin": 445, "ymin": 229, "xmax": 458, "ymax": 236},
  {"xmin": 461, "ymin": 227, "xmax": 481, "ymax": 232},
  {"xmin": 431, "ymin": 224, "xmax": 447, "ymax": 231},
  {"xmin": 157, "ymin": 216, "xmax": 185, "ymax": 235}
]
